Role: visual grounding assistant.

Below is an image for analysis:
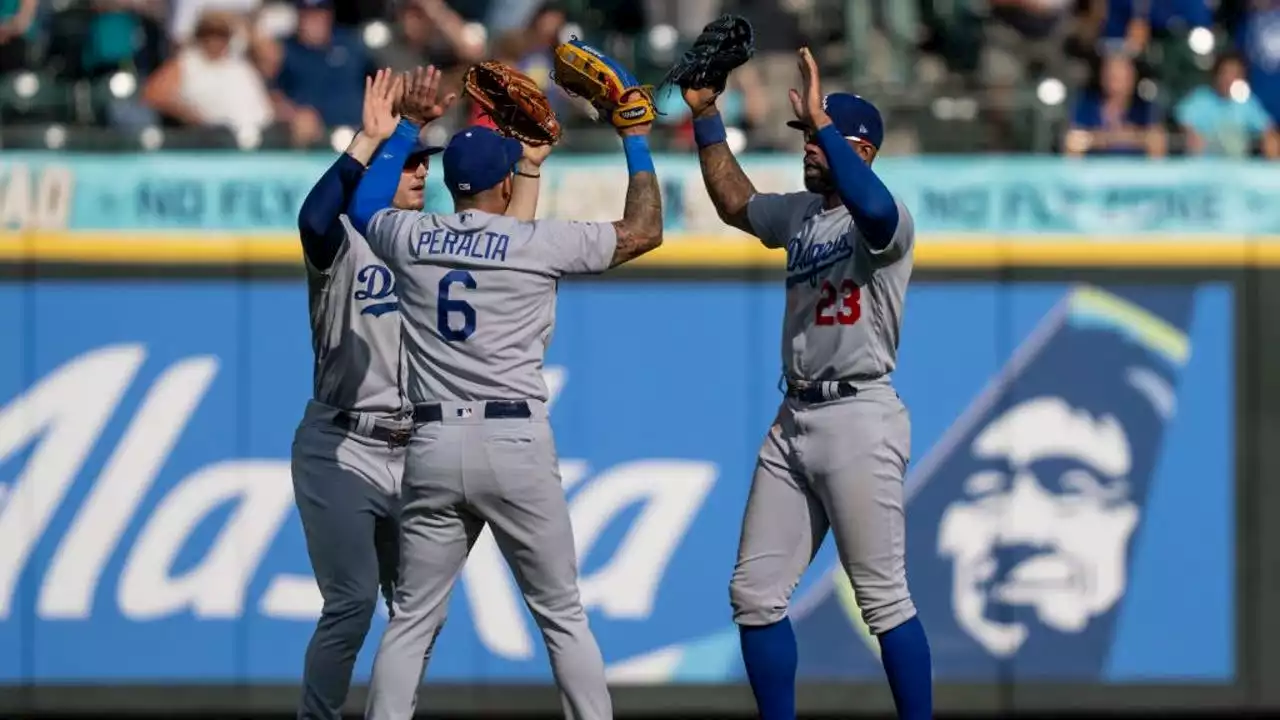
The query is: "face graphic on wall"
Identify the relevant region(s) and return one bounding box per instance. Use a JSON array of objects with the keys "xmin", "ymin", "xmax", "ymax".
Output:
[{"xmin": 937, "ymin": 396, "xmax": 1141, "ymax": 657}]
